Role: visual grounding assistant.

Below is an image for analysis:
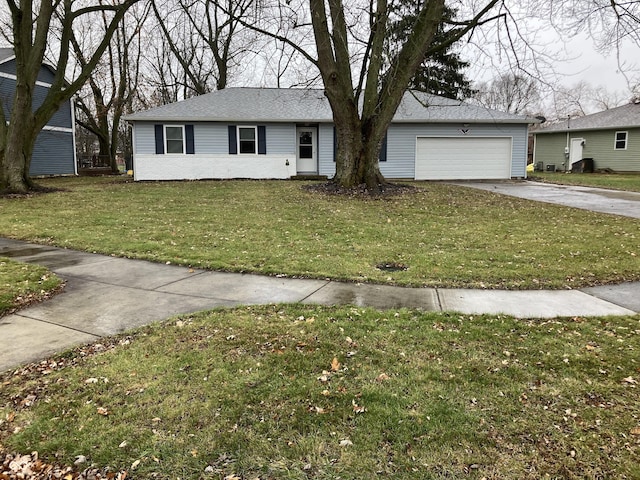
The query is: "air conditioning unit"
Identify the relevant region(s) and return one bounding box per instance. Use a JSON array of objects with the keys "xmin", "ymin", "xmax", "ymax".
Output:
[{"xmin": 546, "ymin": 164, "xmax": 556, "ymax": 172}]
